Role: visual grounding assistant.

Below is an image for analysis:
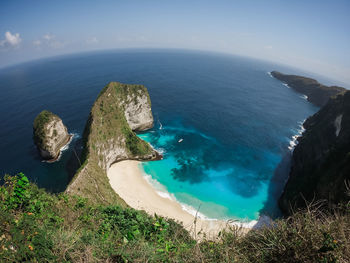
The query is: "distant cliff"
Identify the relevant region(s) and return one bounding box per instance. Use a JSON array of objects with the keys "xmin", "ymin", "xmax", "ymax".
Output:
[
  {"xmin": 279, "ymin": 91, "xmax": 350, "ymax": 215},
  {"xmin": 66, "ymin": 82, "xmax": 160, "ymax": 205},
  {"xmin": 271, "ymin": 71, "xmax": 346, "ymax": 107},
  {"xmin": 33, "ymin": 110, "xmax": 71, "ymax": 161}
]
